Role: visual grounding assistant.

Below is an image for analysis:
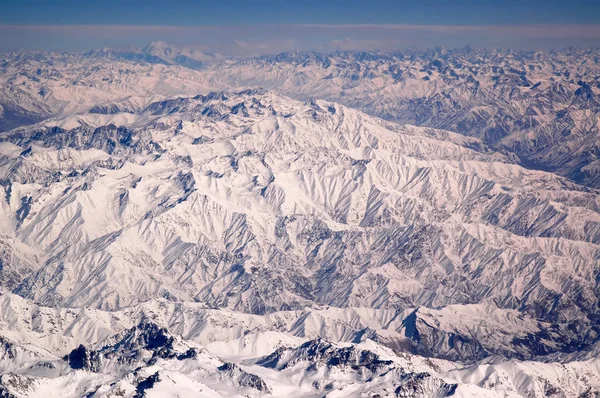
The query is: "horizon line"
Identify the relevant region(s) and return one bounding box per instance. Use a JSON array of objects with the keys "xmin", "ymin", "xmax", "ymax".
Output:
[{"xmin": 2, "ymin": 23, "xmax": 600, "ymax": 27}]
